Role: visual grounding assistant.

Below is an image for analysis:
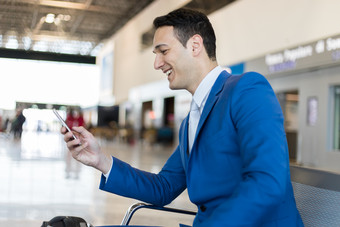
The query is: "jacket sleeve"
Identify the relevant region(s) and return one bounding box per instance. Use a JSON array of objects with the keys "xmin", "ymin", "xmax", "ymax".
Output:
[
  {"xmin": 197, "ymin": 72, "xmax": 291, "ymax": 226},
  {"xmin": 99, "ymin": 145, "xmax": 187, "ymax": 207}
]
